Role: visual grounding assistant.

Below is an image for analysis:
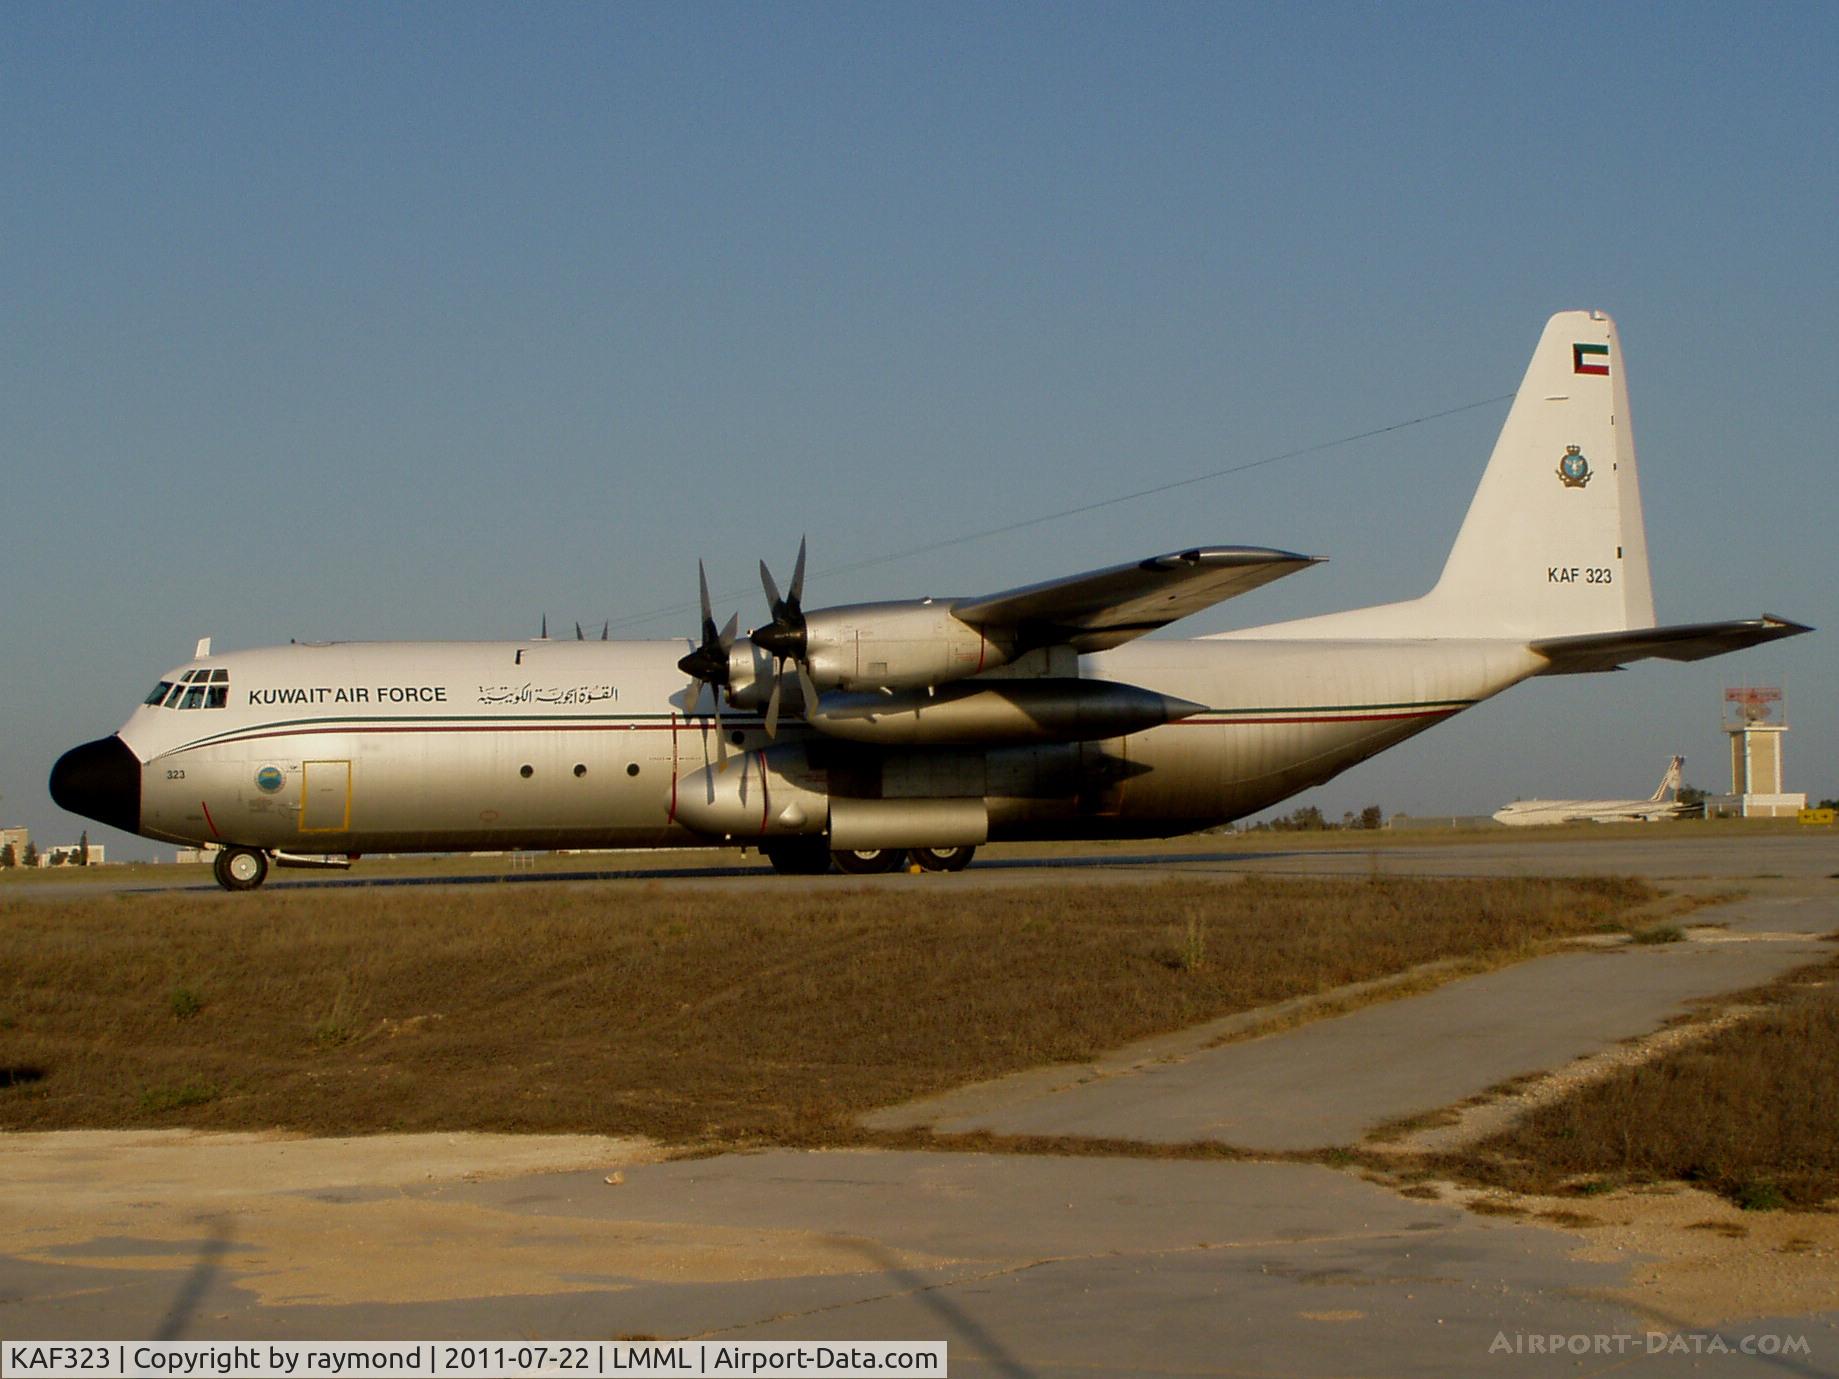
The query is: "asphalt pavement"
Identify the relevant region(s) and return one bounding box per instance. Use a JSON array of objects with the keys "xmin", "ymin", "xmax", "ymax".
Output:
[{"xmin": 4, "ymin": 831, "xmax": 1837, "ymax": 1376}]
